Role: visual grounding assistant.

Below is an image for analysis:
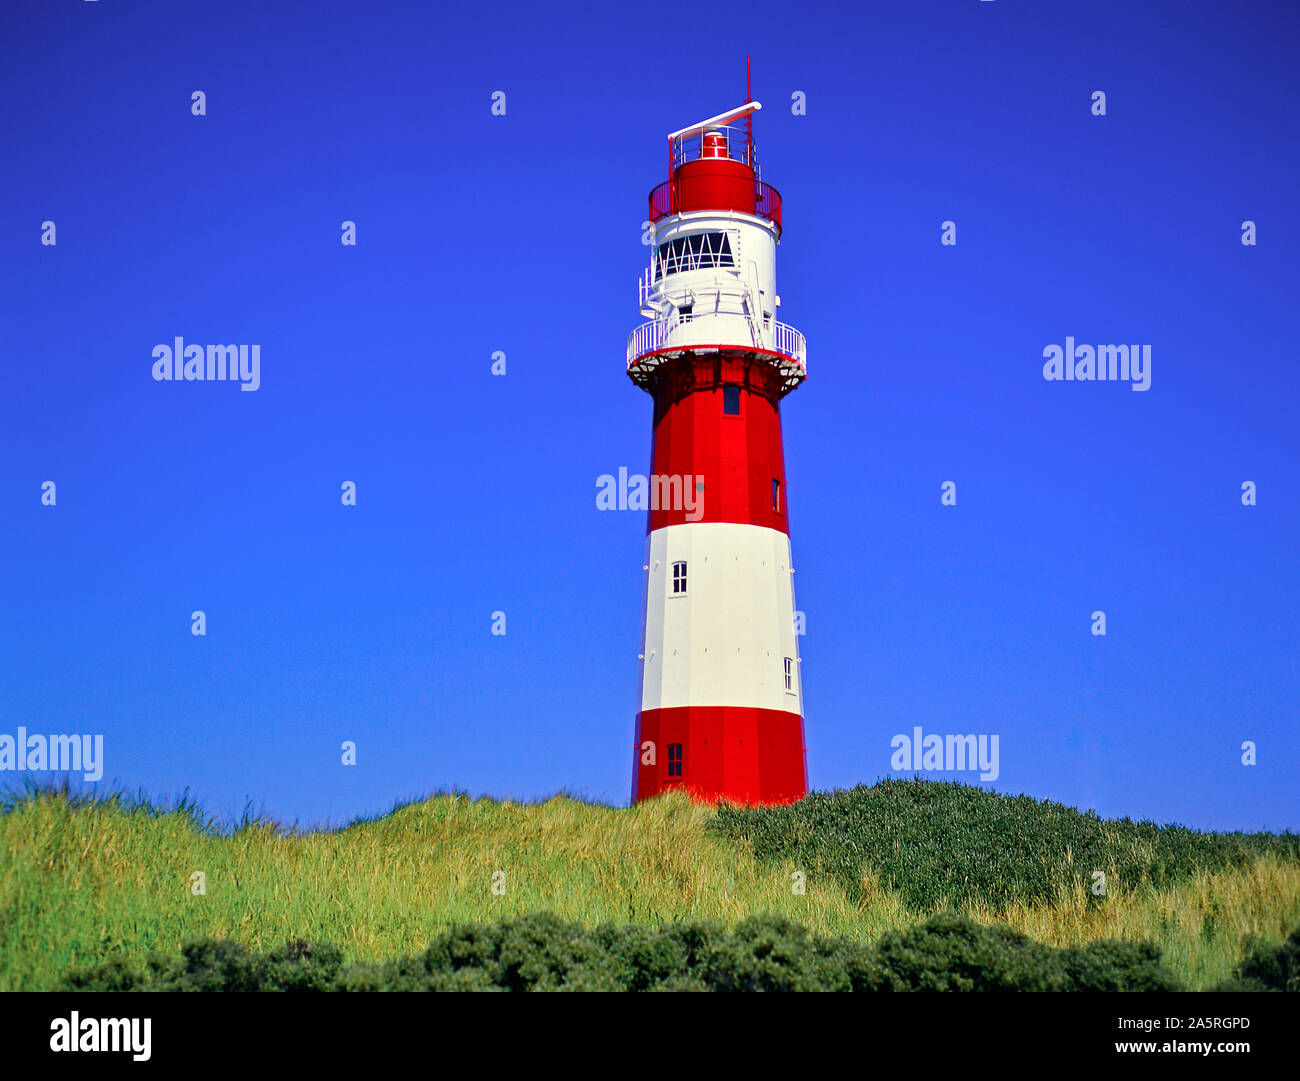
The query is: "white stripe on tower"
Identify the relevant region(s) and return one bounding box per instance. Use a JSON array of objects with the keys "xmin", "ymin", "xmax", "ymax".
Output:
[{"xmin": 639, "ymin": 522, "xmax": 800, "ymax": 713}]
